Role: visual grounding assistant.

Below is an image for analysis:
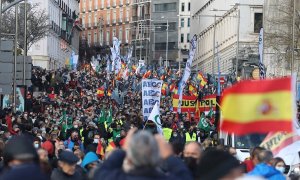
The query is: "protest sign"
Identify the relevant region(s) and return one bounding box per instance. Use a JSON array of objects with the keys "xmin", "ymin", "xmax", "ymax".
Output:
[
  {"xmin": 172, "ymin": 94, "xmax": 216, "ymax": 113},
  {"xmin": 142, "ymin": 79, "xmax": 162, "ymax": 121}
]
